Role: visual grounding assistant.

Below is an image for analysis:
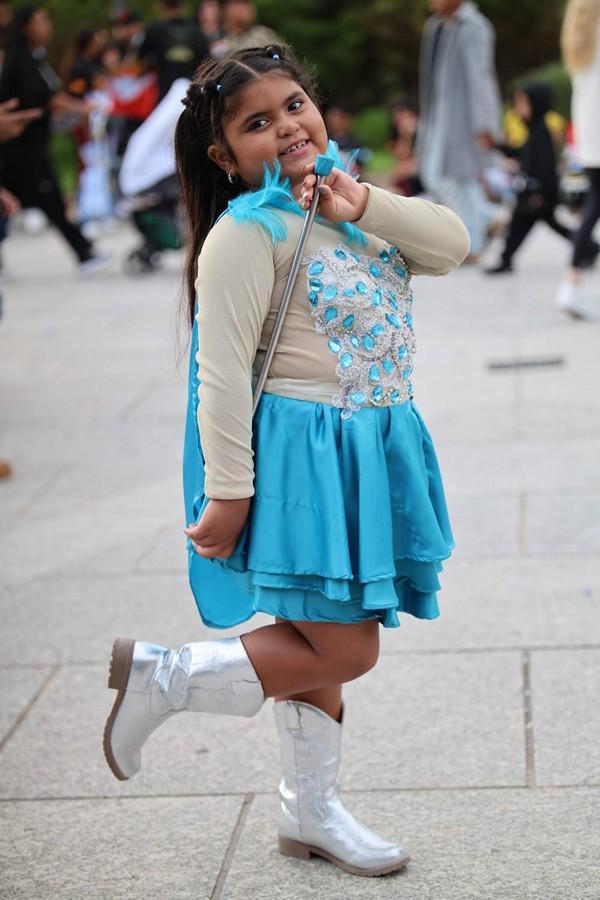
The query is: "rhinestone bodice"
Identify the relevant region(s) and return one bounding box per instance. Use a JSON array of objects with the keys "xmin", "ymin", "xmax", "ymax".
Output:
[{"xmin": 303, "ymin": 244, "xmax": 415, "ymax": 418}]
